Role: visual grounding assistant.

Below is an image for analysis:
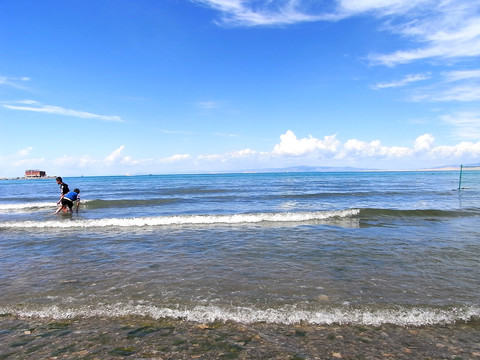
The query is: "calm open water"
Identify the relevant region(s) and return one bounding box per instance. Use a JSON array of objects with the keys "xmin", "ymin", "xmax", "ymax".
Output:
[{"xmin": 1, "ymin": 171, "xmax": 479, "ymax": 326}]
